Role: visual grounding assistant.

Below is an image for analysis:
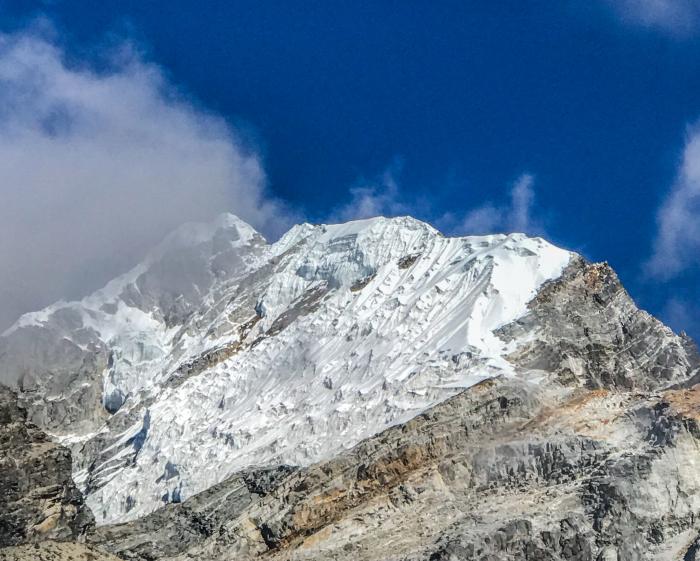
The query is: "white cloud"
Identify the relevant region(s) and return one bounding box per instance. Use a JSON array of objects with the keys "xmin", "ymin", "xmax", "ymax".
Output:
[
  {"xmin": 331, "ymin": 168, "xmax": 542, "ymax": 239},
  {"xmin": 330, "ymin": 163, "xmax": 410, "ymax": 222},
  {"xmin": 647, "ymin": 125, "xmax": 700, "ymax": 278},
  {"xmin": 606, "ymin": 0, "xmax": 700, "ymax": 35},
  {"xmin": 457, "ymin": 173, "xmax": 539, "ymax": 235},
  {"xmin": 661, "ymin": 297, "xmax": 699, "ymax": 336},
  {"xmin": 0, "ymin": 25, "xmax": 294, "ymax": 330},
  {"xmin": 458, "ymin": 204, "xmax": 502, "ymax": 234},
  {"xmin": 509, "ymin": 173, "xmax": 536, "ymax": 232}
]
